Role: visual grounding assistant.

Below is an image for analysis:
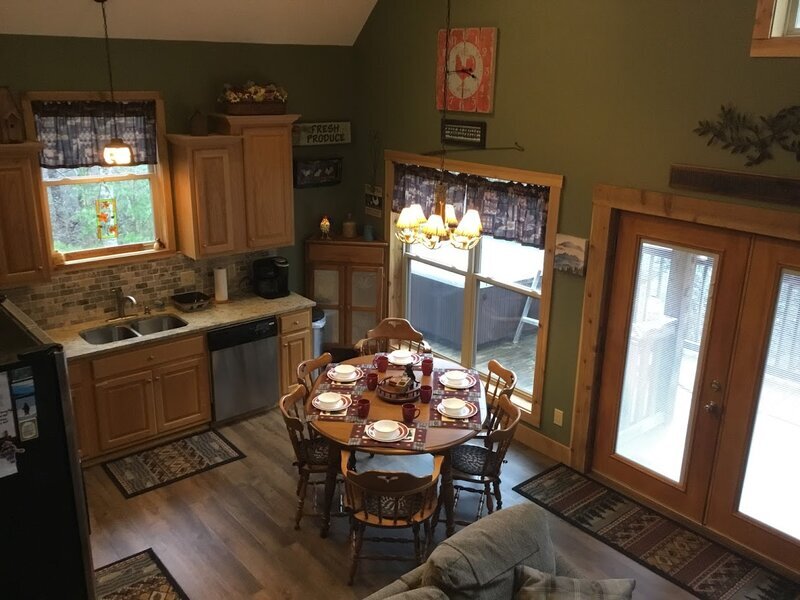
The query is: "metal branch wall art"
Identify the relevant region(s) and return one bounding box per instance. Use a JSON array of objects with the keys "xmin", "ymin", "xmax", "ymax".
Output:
[{"xmin": 694, "ymin": 104, "xmax": 800, "ymax": 166}]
